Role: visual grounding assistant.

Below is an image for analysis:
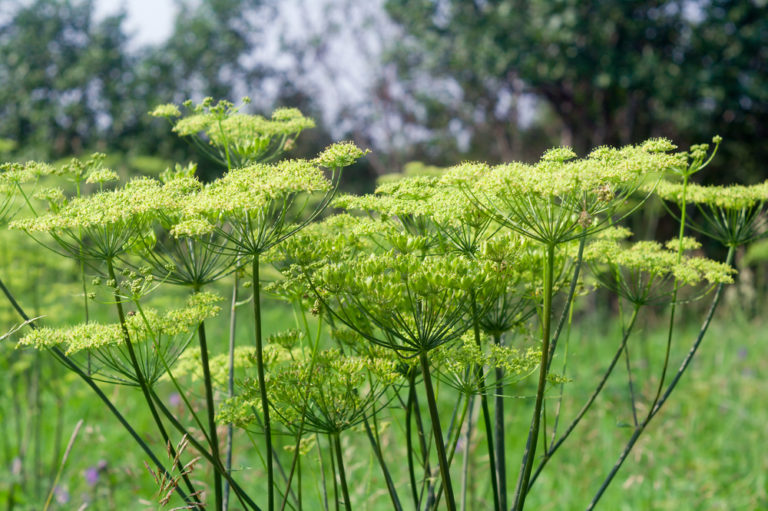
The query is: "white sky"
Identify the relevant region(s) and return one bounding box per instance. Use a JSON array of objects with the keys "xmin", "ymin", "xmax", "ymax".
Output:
[{"xmin": 93, "ymin": 0, "xmax": 177, "ymax": 47}]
